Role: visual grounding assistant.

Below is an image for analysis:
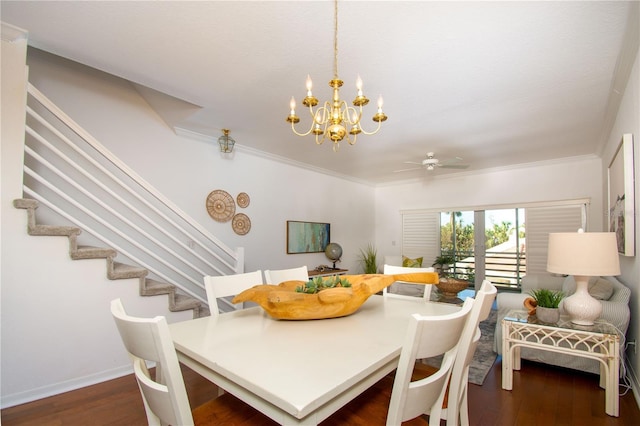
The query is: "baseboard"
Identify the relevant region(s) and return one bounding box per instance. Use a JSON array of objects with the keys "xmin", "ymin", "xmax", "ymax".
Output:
[
  {"xmin": 626, "ymin": 357, "xmax": 640, "ymax": 410},
  {"xmin": 0, "ymin": 364, "xmax": 133, "ymax": 409}
]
